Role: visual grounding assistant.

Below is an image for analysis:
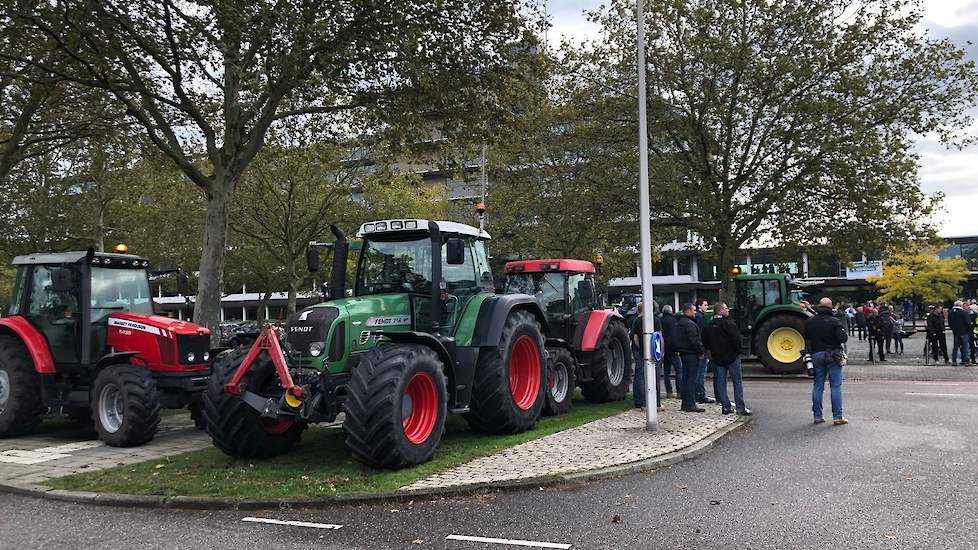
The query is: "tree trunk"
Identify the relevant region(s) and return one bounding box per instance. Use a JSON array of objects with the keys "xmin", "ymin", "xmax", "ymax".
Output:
[
  {"xmin": 718, "ymin": 241, "xmax": 735, "ymax": 303},
  {"xmin": 287, "ymin": 281, "xmax": 299, "ymax": 317},
  {"xmin": 256, "ymin": 289, "xmax": 272, "ymax": 322},
  {"xmin": 193, "ymin": 177, "xmax": 235, "ymax": 344}
]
